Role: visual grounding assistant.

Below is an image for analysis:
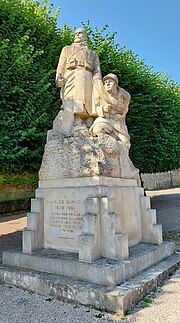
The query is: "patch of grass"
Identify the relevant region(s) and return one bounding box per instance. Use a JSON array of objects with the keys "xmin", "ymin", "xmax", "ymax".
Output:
[
  {"xmin": 0, "ymin": 172, "xmax": 36, "ymax": 211},
  {"xmin": 163, "ymin": 230, "xmax": 180, "ymax": 242},
  {"xmin": 45, "ymin": 297, "xmax": 53, "ymax": 302},
  {"xmin": 73, "ymin": 304, "xmax": 81, "ymax": 309},
  {"xmin": 140, "ymin": 295, "xmax": 155, "ymax": 308},
  {"xmin": 94, "ymin": 313, "xmax": 104, "ymax": 318},
  {"xmin": 163, "ymin": 230, "xmax": 180, "ymax": 251},
  {"xmin": 137, "ymin": 287, "xmax": 161, "ymax": 310}
]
